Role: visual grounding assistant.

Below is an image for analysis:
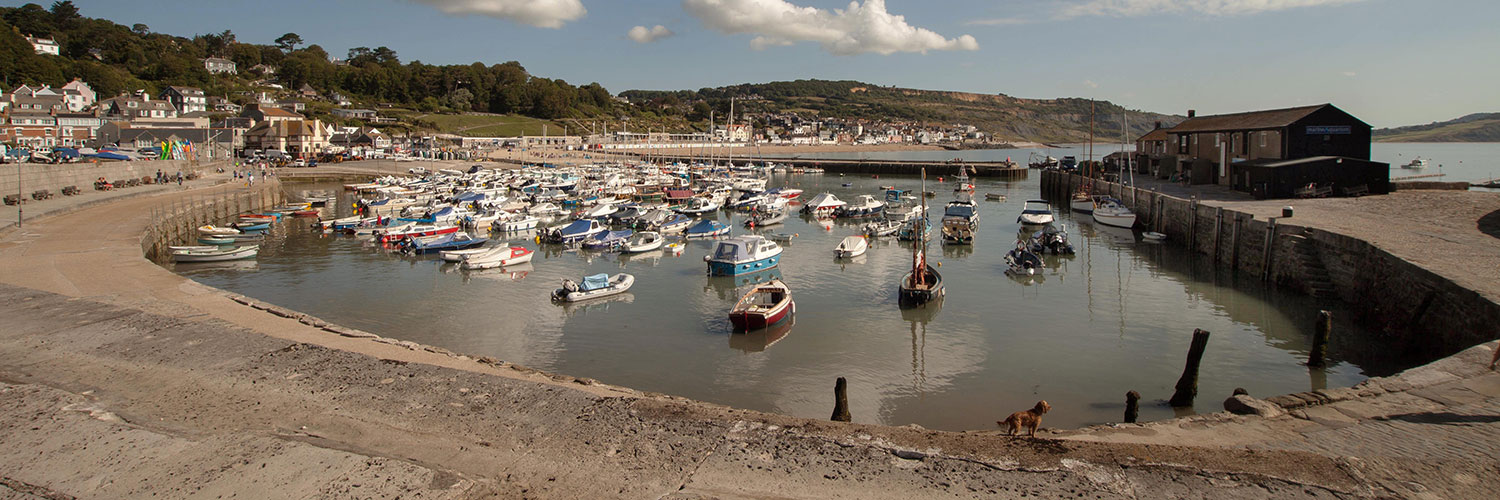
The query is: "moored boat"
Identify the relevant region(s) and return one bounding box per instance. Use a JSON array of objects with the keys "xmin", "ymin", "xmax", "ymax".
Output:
[
  {"xmin": 551, "ymin": 273, "xmax": 635, "ymax": 302},
  {"xmin": 728, "ymin": 279, "xmax": 795, "ymax": 331},
  {"xmin": 900, "ymin": 169, "xmax": 943, "ymax": 308},
  {"xmin": 833, "ymin": 235, "xmax": 868, "ymax": 258},
  {"xmin": 621, "ymin": 231, "xmax": 664, "ymax": 253},
  {"xmin": 1091, "ymin": 196, "xmax": 1137, "ymax": 229},
  {"xmin": 1017, "ymin": 200, "xmax": 1055, "ymax": 226},
  {"xmin": 582, "ymin": 229, "xmax": 634, "ymax": 250},
  {"xmin": 197, "ymin": 225, "xmax": 240, "ymax": 236},
  {"xmin": 705, "ymin": 235, "xmax": 782, "ymax": 276},
  {"xmin": 171, "ymin": 245, "xmax": 258, "ymax": 262},
  {"xmin": 684, "ymin": 219, "xmax": 730, "ymax": 238},
  {"xmin": 460, "ymin": 245, "xmax": 534, "ymax": 270},
  {"xmin": 544, "ymin": 219, "xmax": 606, "ymax": 244}
]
